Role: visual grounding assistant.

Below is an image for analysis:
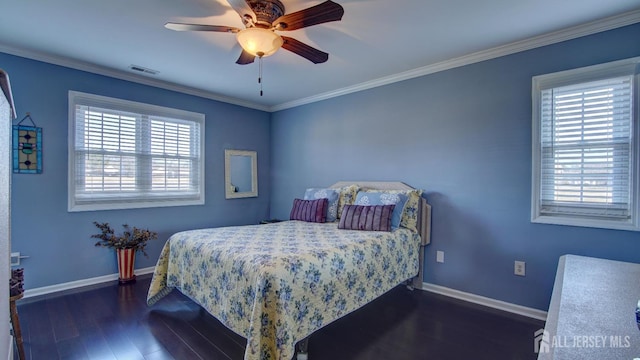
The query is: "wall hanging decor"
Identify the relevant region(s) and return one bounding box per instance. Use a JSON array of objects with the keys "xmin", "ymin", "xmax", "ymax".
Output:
[{"xmin": 12, "ymin": 112, "xmax": 42, "ymax": 174}]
